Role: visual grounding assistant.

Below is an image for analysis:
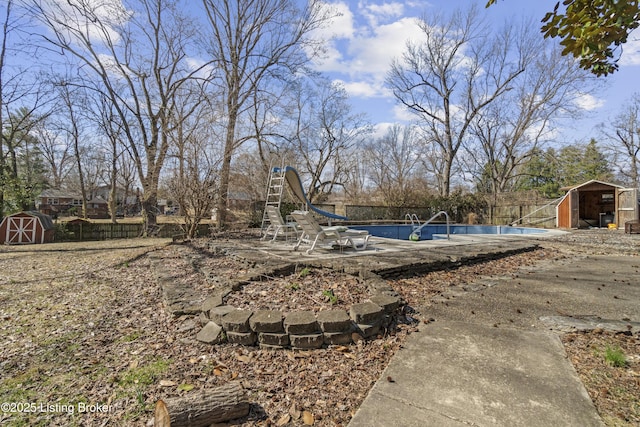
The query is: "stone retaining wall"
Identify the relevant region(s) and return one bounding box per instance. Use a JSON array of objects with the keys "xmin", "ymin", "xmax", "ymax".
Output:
[
  {"xmin": 196, "ymin": 294, "xmax": 402, "ymax": 349},
  {"xmin": 149, "ymin": 243, "xmax": 406, "ymax": 349}
]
